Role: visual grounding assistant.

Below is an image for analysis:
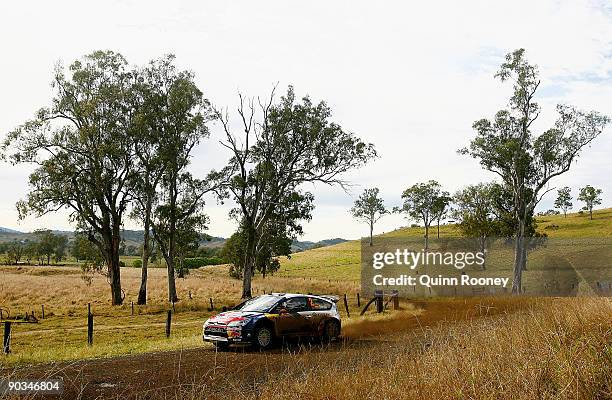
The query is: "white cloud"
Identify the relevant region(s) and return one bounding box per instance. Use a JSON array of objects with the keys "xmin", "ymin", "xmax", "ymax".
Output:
[{"xmin": 1, "ymin": 0, "xmax": 611, "ymax": 240}]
